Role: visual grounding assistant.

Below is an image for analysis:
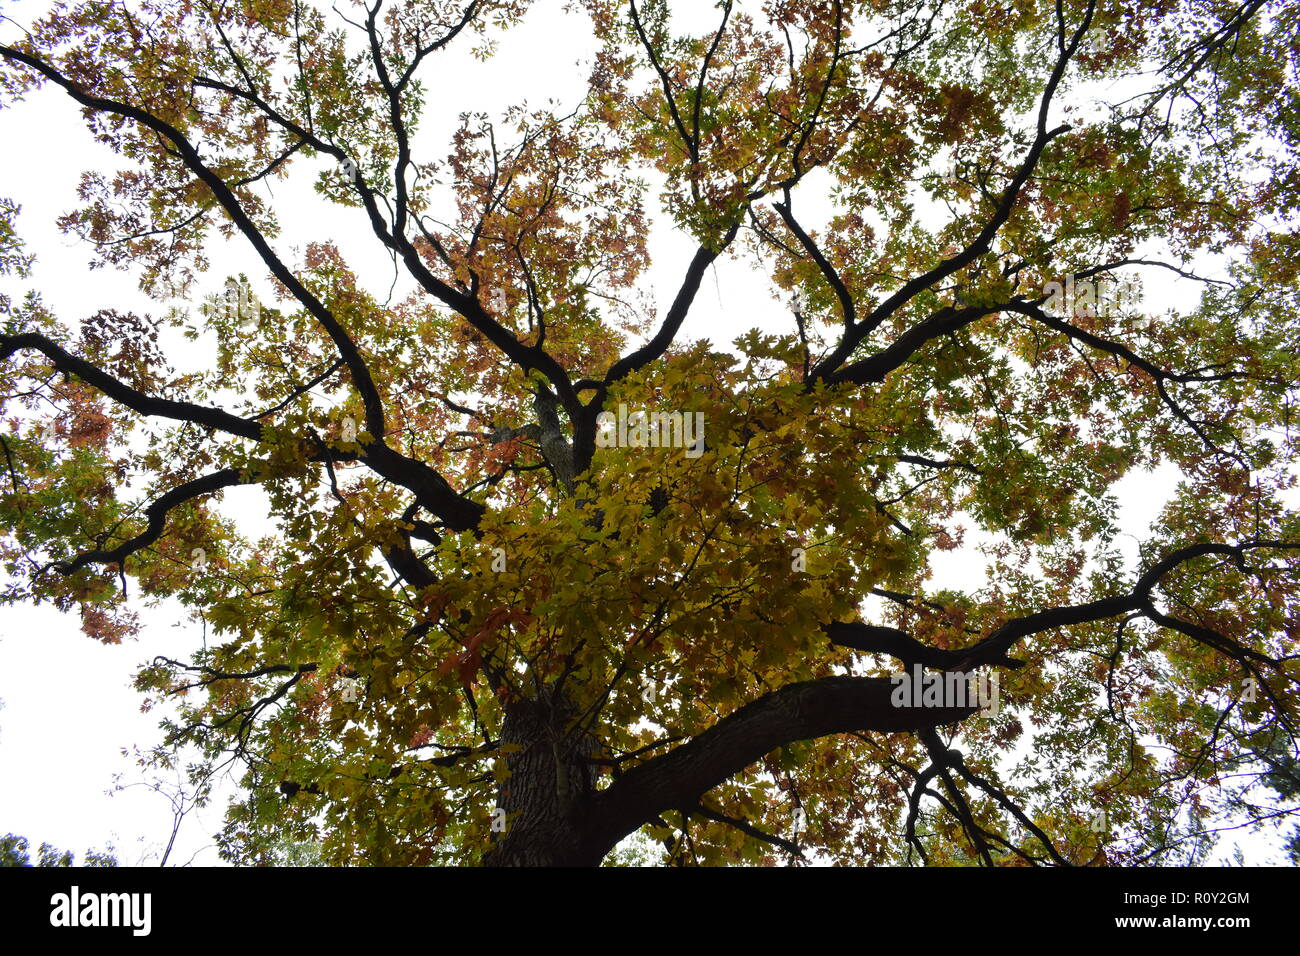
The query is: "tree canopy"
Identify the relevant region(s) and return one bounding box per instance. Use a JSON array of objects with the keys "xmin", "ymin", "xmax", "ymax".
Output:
[{"xmin": 1, "ymin": 0, "xmax": 1299, "ymax": 866}]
